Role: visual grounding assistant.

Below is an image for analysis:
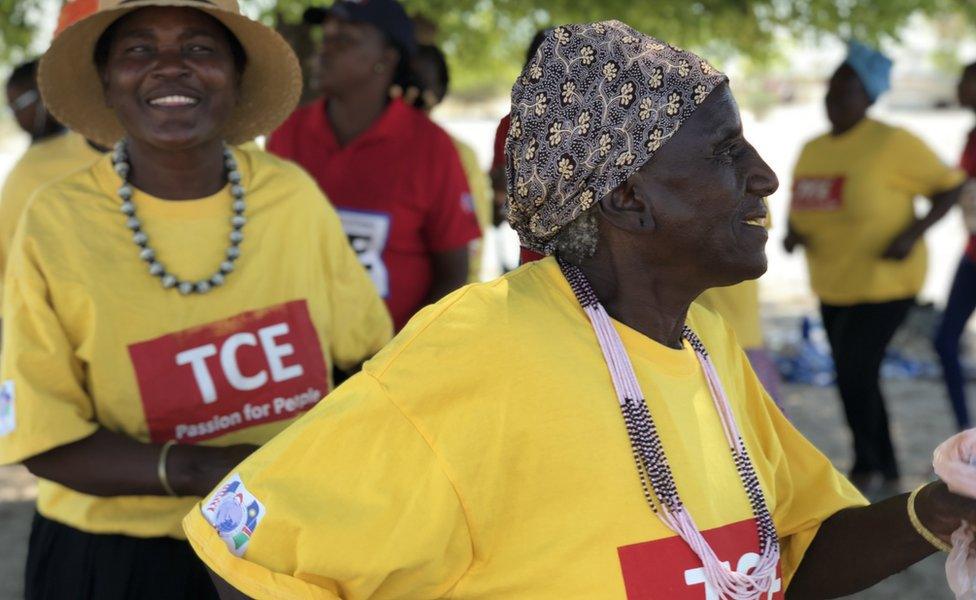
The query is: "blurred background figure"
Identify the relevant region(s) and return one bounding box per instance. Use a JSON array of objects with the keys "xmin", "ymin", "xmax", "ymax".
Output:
[
  {"xmin": 412, "ymin": 43, "xmax": 491, "ymax": 282},
  {"xmin": 4, "ymin": 60, "xmax": 64, "ymax": 143},
  {"xmin": 786, "ymin": 41, "xmax": 966, "ymax": 492},
  {"xmin": 933, "ymin": 62, "xmax": 976, "ymax": 432},
  {"xmin": 0, "ymin": 56, "xmax": 103, "ymax": 330},
  {"xmin": 268, "ymin": 0, "xmax": 480, "ymax": 331}
]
